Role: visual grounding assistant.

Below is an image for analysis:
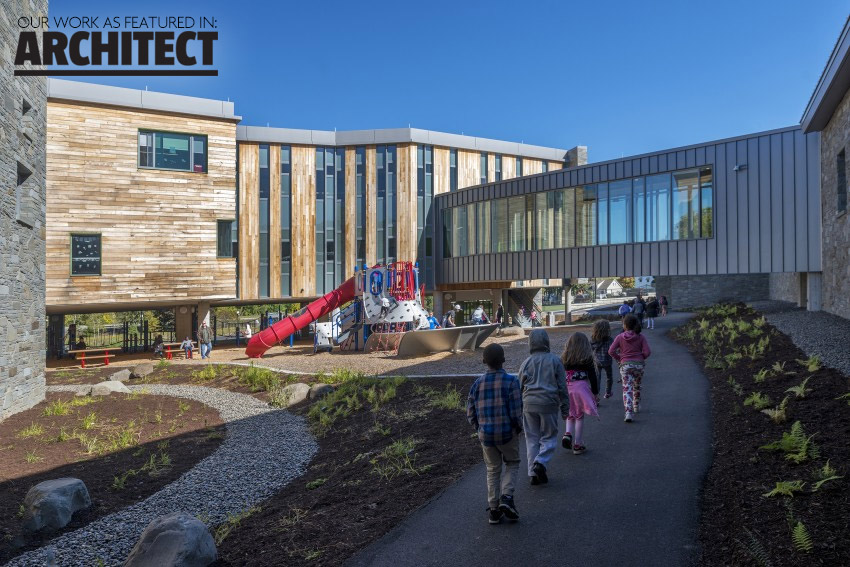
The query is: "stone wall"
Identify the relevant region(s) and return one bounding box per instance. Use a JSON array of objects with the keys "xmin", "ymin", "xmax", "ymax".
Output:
[
  {"xmin": 769, "ymin": 272, "xmax": 801, "ymax": 305},
  {"xmin": 1, "ymin": 0, "xmax": 48, "ymax": 420},
  {"xmin": 820, "ymin": 85, "xmax": 850, "ymax": 320},
  {"xmin": 654, "ymin": 274, "xmax": 769, "ymax": 310}
]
